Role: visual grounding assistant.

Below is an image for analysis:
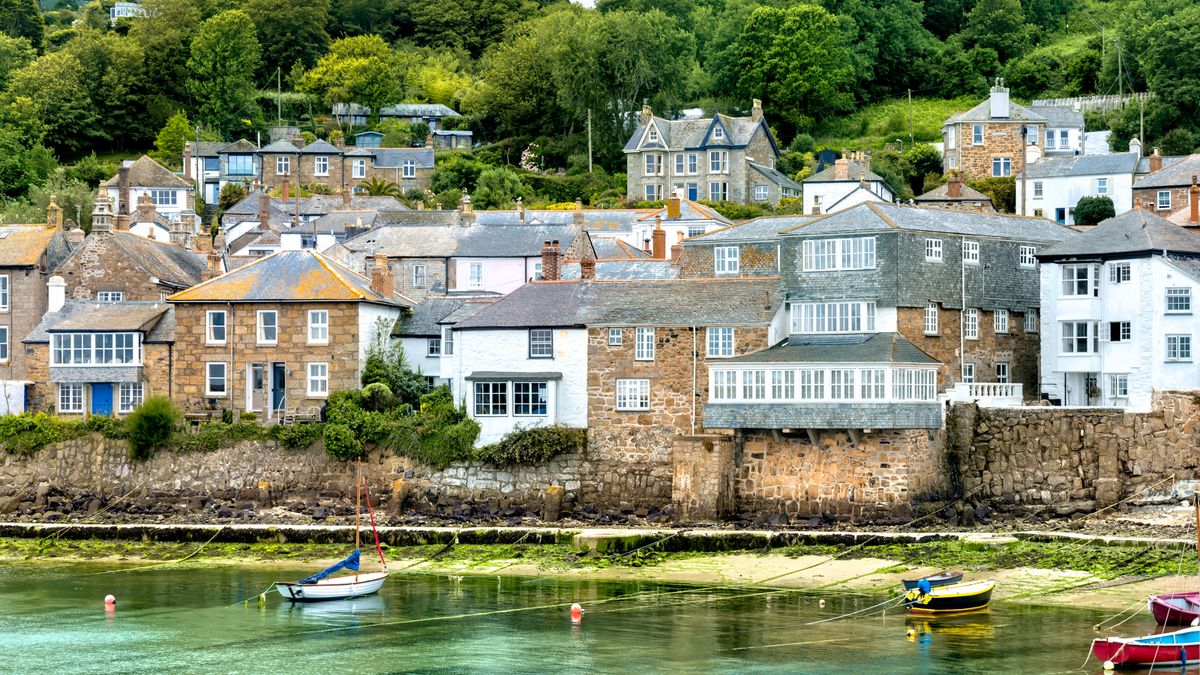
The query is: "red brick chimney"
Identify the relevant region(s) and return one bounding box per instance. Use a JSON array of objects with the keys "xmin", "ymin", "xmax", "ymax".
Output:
[
  {"xmin": 666, "ymin": 195, "xmax": 681, "ymax": 219},
  {"xmin": 540, "ymin": 240, "xmax": 561, "ymax": 281},
  {"xmin": 371, "ymin": 251, "xmax": 392, "ymax": 297},
  {"xmin": 118, "ymin": 163, "xmax": 131, "ymax": 215},
  {"xmin": 652, "ymin": 217, "xmax": 667, "ymax": 260},
  {"xmin": 580, "ymin": 256, "xmax": 596, "ymax": 280},
  {"xmin": 1150, "ymin": 148, "xmax": 1163, "ymax": 173},
  {"xmin": 281, "ymin": 176, "xmax": 290, "ymax": 202},
  {"xmin": 1191, "ymin": 175, "xmax": 1199, "ymax": 224},
  {"xmin": 947, "ymin": 174, "xmax": 962, "ymax": 198},
  {"xmin": 834, "ymin": 157, "xmax": 849, "ymax": 181}
]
